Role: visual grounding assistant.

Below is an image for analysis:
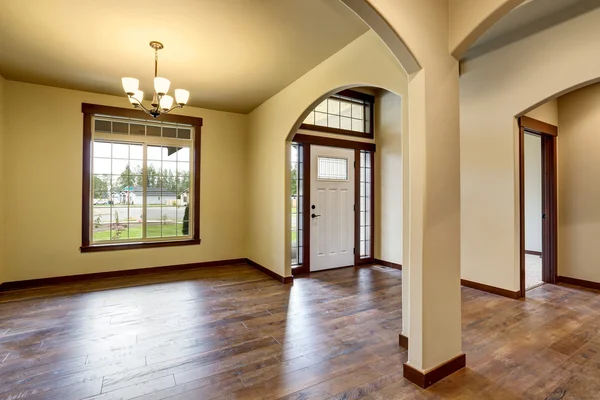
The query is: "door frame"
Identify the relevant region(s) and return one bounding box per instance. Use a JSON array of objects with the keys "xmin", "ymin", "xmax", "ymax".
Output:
[
  {"xmin": 518, "ymin": 116, "xmax": 558, "ymax": 297},
  {"xmin": 292, "ymin": 134, "xmax": 376, "ymax": 274}
]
